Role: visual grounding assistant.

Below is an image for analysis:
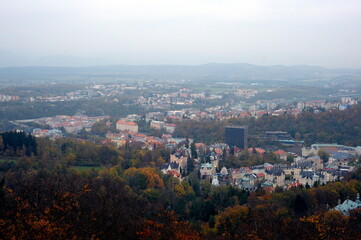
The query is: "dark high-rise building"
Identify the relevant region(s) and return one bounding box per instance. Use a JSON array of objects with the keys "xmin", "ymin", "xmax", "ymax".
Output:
[{"xmin": 225, "ymin": 126, "xmax": 248, "ymax": 149}]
